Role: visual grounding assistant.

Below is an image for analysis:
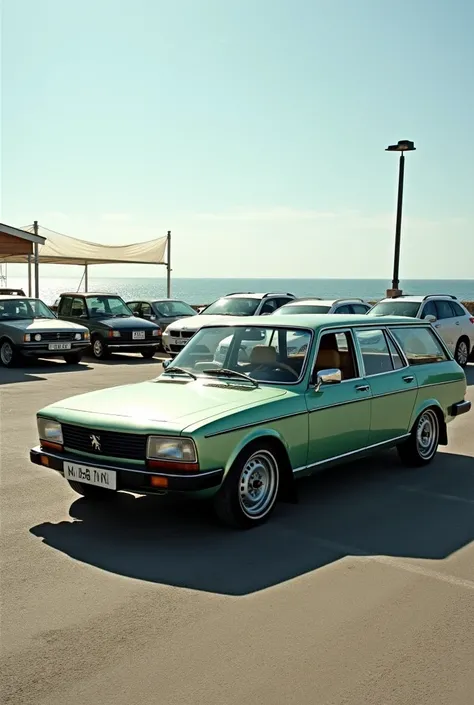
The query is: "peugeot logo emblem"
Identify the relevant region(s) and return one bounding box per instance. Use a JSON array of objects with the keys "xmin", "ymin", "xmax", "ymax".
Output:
[{"xmin": 90, "ymin": 434, "xmax": 101, "ymax": 451}]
